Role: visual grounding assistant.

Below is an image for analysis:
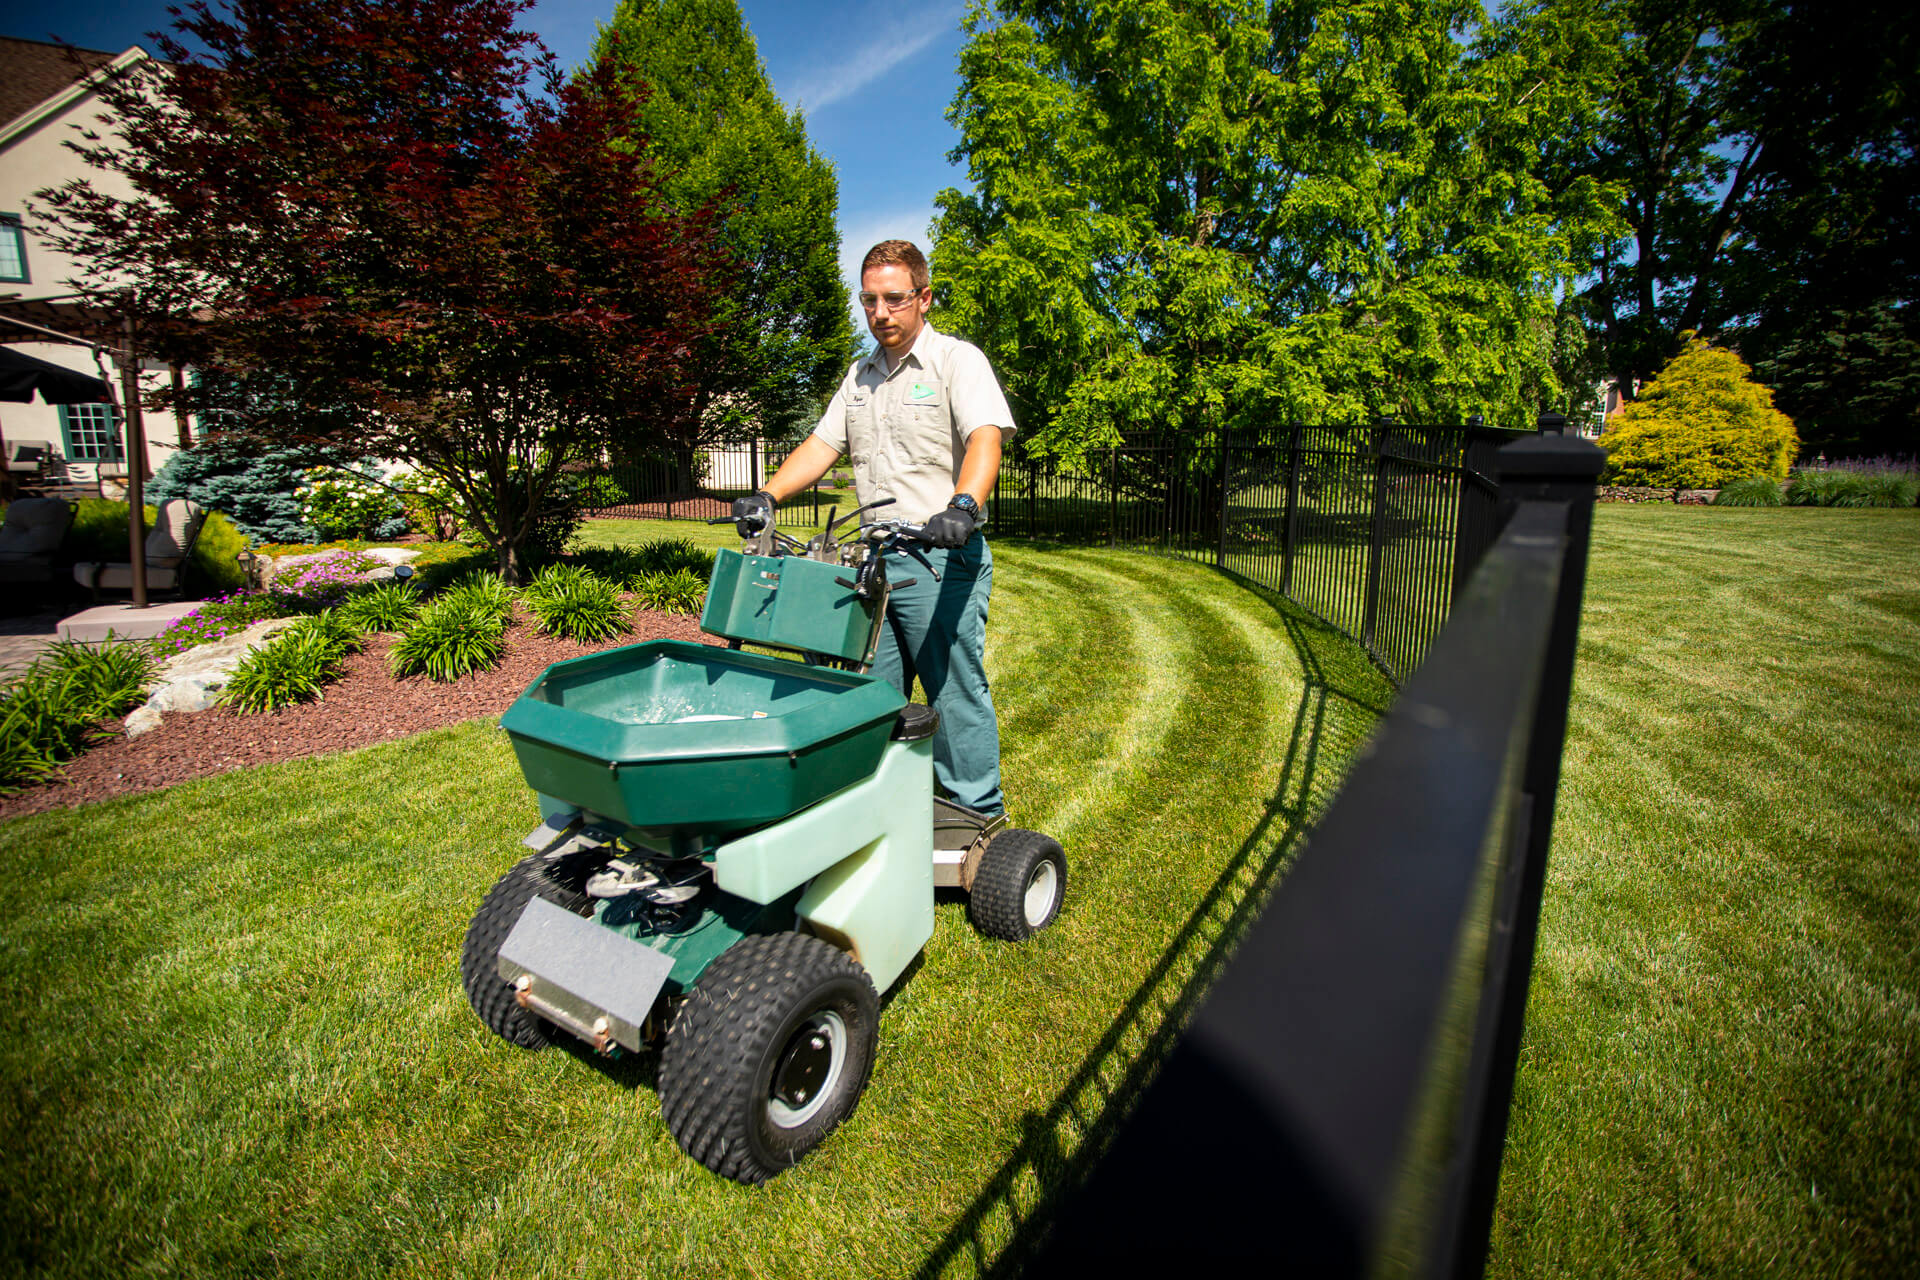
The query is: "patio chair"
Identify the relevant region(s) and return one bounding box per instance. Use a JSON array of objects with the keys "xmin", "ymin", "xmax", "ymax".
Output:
[
  {"xmin": 73, "ymin": 498, "xmax": 206, "ymax": 600},
  {"xmin": 0, "ymin": 496, "xmax": 79, "ymax": 591}
]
